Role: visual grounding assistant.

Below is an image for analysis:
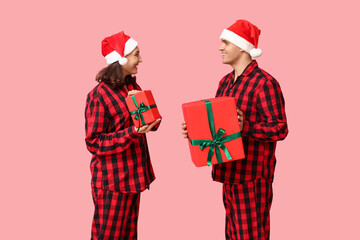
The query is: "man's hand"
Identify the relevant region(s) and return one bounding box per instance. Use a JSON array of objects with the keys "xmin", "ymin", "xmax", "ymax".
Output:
[
  {"xmin": 135, "ymin": 118, "xmax": 161, "ymax": 133},
  {"xmin": 181, "ymin": 122, "xmax": 188, "ymax": 138},
  {"xmin": 128, "ymin": 90, "xmax": 141, "ymax": 96},
  {"xmin": 236, "ymin": 107, "xmax": 244, "ymax": 131}
]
